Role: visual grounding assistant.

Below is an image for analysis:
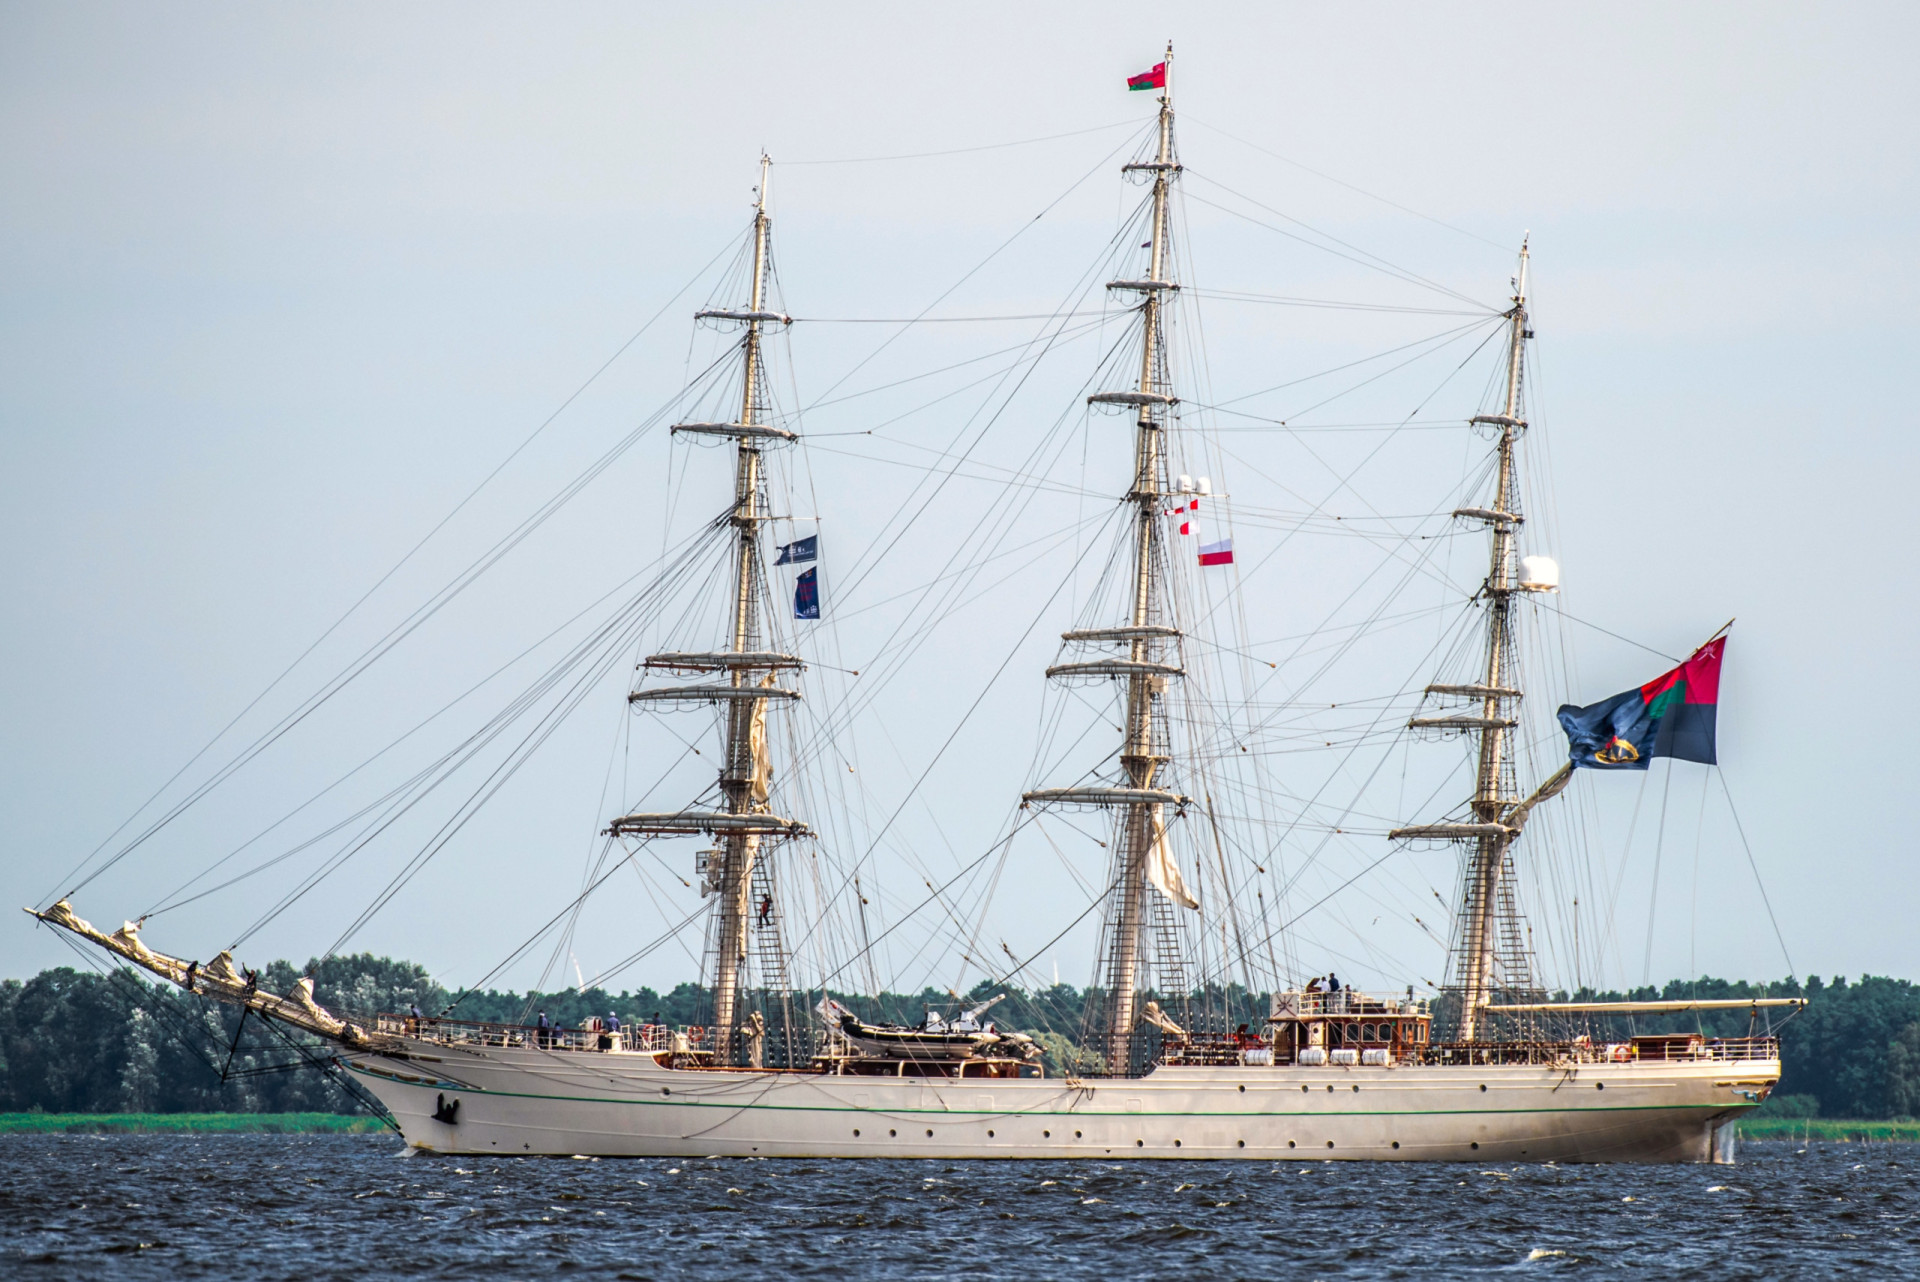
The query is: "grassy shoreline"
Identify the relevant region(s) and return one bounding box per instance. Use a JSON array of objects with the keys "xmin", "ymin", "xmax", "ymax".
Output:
[
  {"xmin": 1737, "ymin": 1117, "xmax": 1920, "ymax": 1142},
  {"xmin": 0, "ymin": 1112, "xmax": 390, "ymax": 1134}
]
